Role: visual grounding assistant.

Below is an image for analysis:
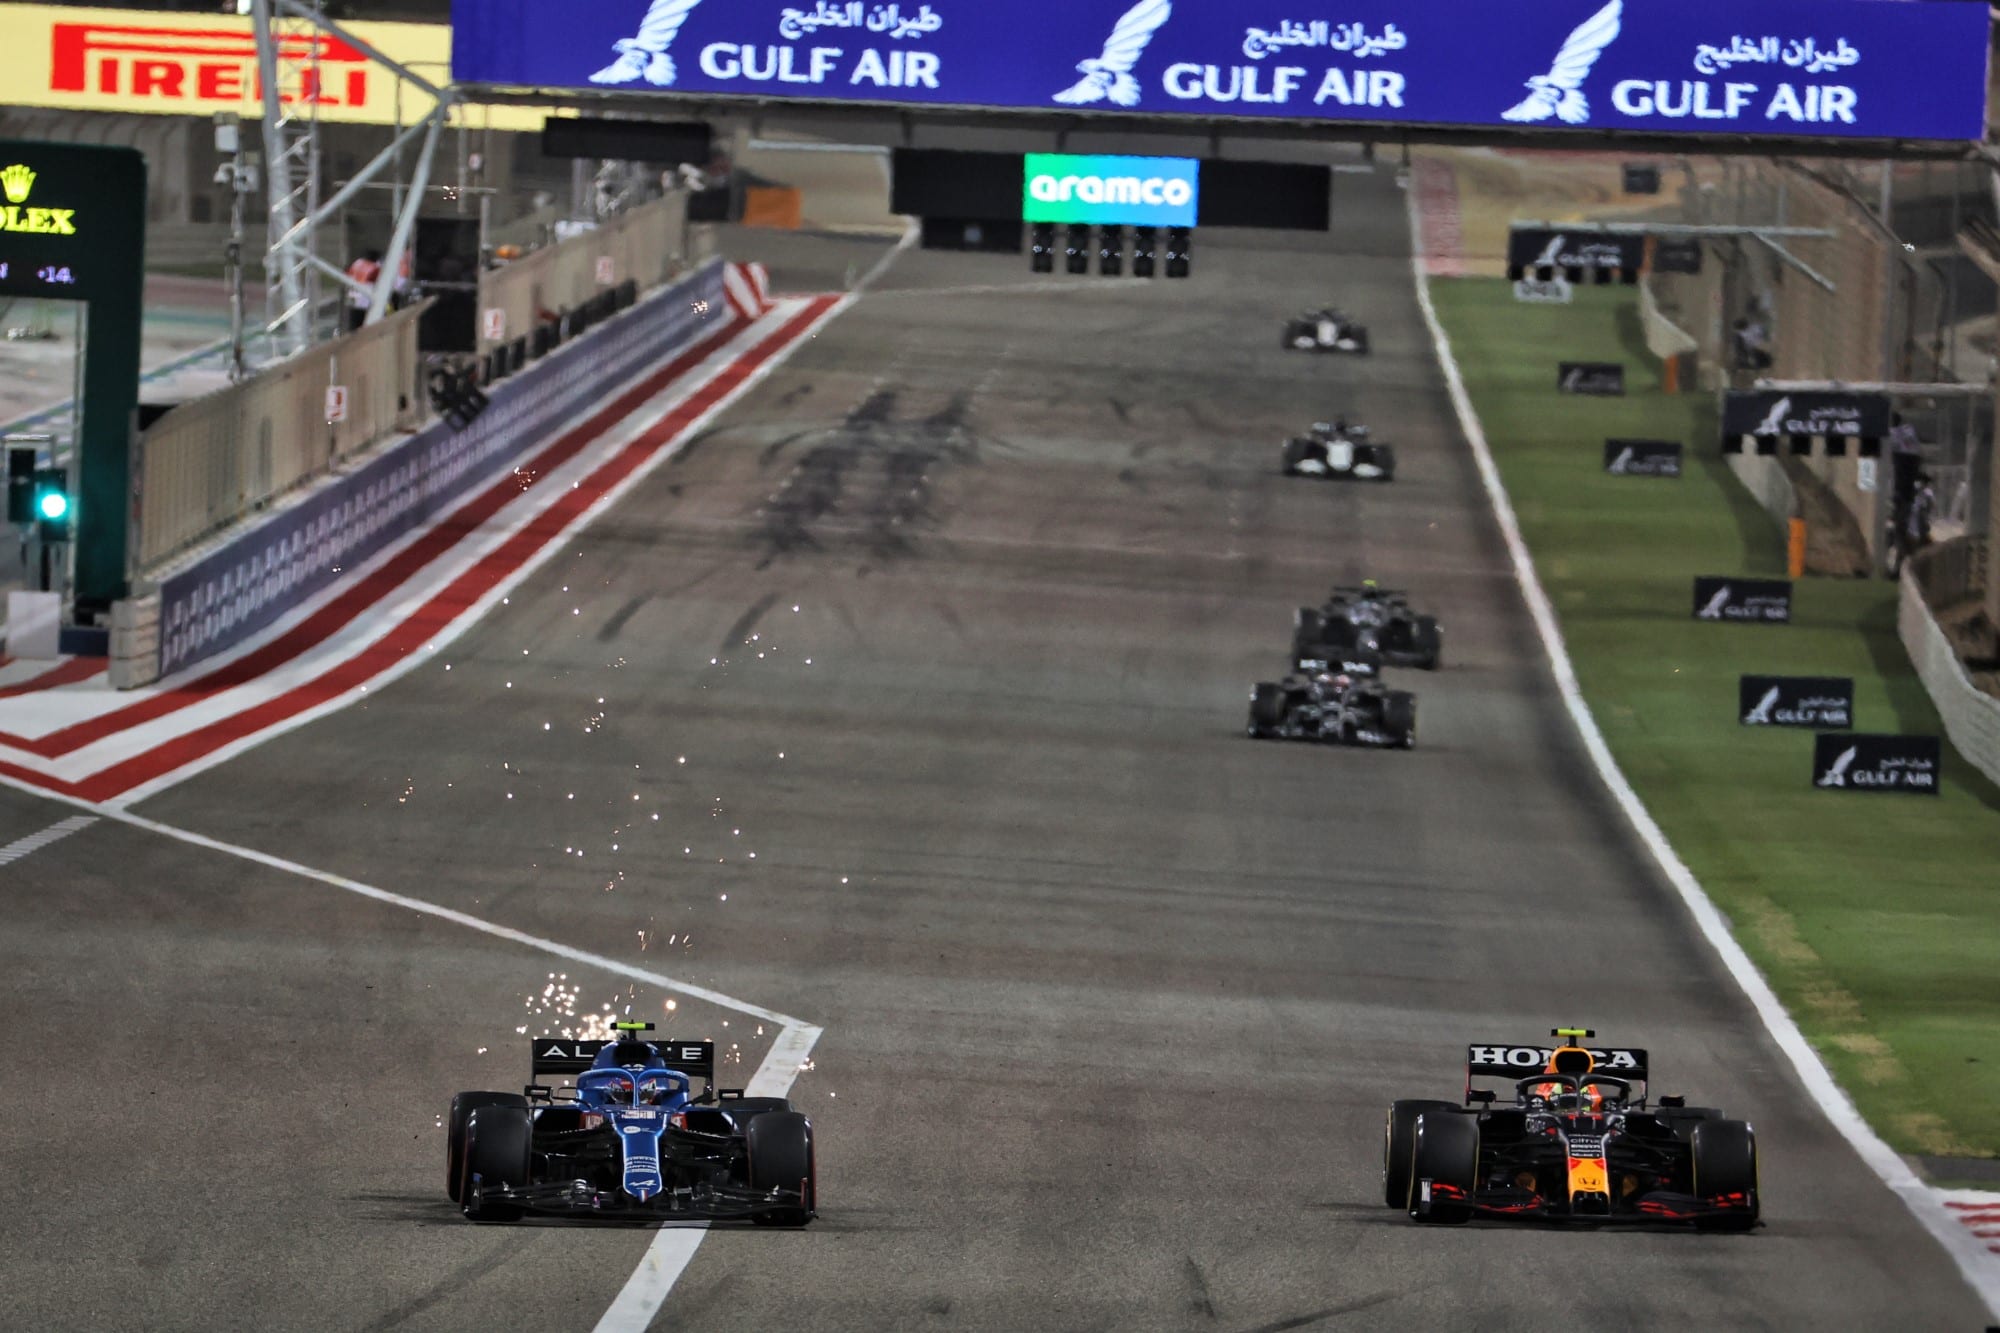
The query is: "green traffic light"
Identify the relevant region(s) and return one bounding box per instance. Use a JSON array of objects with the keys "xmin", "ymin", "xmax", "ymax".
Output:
[{"xmin": 37, "ymin": 490, "xmax": 69, "ymax": 522}]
